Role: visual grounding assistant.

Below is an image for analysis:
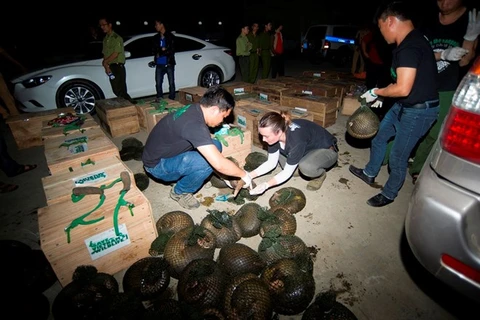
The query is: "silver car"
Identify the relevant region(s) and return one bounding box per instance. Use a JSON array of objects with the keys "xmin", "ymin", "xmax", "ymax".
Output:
[{"xmin": 405, "ymin": 56, "xmax": 480, "ymax": 303}]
